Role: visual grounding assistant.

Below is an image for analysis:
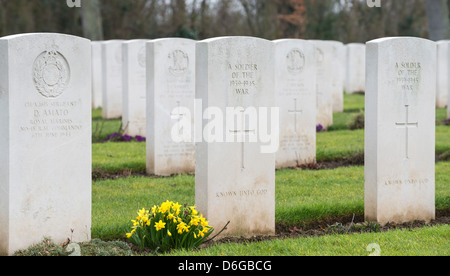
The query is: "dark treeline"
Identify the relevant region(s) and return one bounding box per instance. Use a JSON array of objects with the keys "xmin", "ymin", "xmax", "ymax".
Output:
[{"xmin": 0, "ymin": 0, "xmax": 433, "ymax": 43}]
